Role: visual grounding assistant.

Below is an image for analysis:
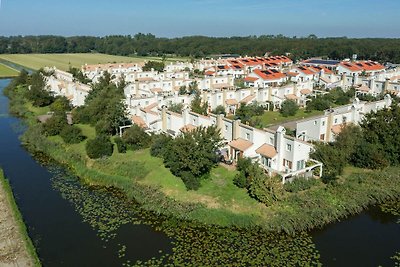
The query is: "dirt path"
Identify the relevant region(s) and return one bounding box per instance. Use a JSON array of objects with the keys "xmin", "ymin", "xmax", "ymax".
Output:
[{"xmin": 0, "ymin": 175, "xmax": 37, "ymax": 267}]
